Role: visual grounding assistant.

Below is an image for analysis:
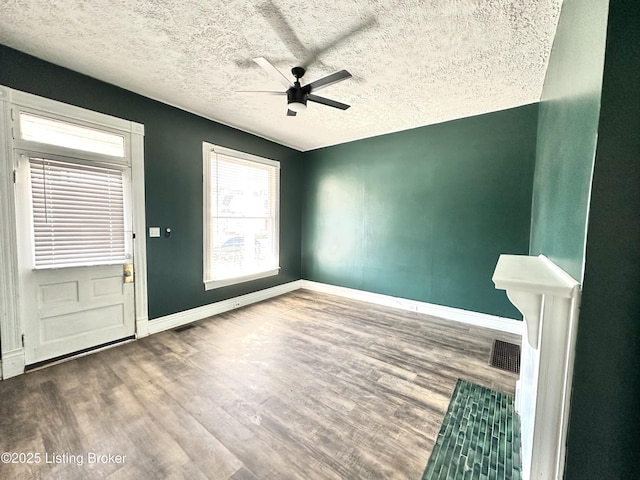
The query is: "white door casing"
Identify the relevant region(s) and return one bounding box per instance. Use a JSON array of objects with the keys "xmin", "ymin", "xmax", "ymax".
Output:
[{"xmin": 0, "ymin": 85, "xmax": 148, "ymax": 377}]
